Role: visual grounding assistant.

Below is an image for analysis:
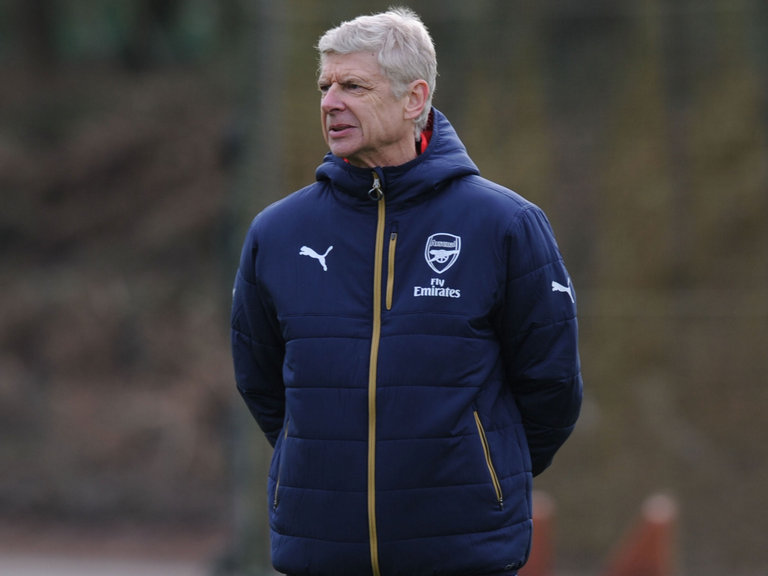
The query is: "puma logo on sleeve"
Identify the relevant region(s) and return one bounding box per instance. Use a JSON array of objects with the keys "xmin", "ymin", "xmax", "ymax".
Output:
[{"xmin": 551, "ymin": 279, "xmax": 575, "ymax": 303}]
